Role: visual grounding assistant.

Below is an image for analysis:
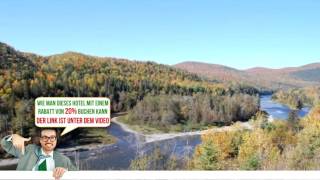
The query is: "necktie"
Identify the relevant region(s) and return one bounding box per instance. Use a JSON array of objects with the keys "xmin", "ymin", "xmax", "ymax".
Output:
[
  {"xmin": 37, "ymin": 155, "xmax": 51, "ymax": 171},
  {"xmin": 38, "ymin": 159, "xmax": 47, "ymax": 171}
]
